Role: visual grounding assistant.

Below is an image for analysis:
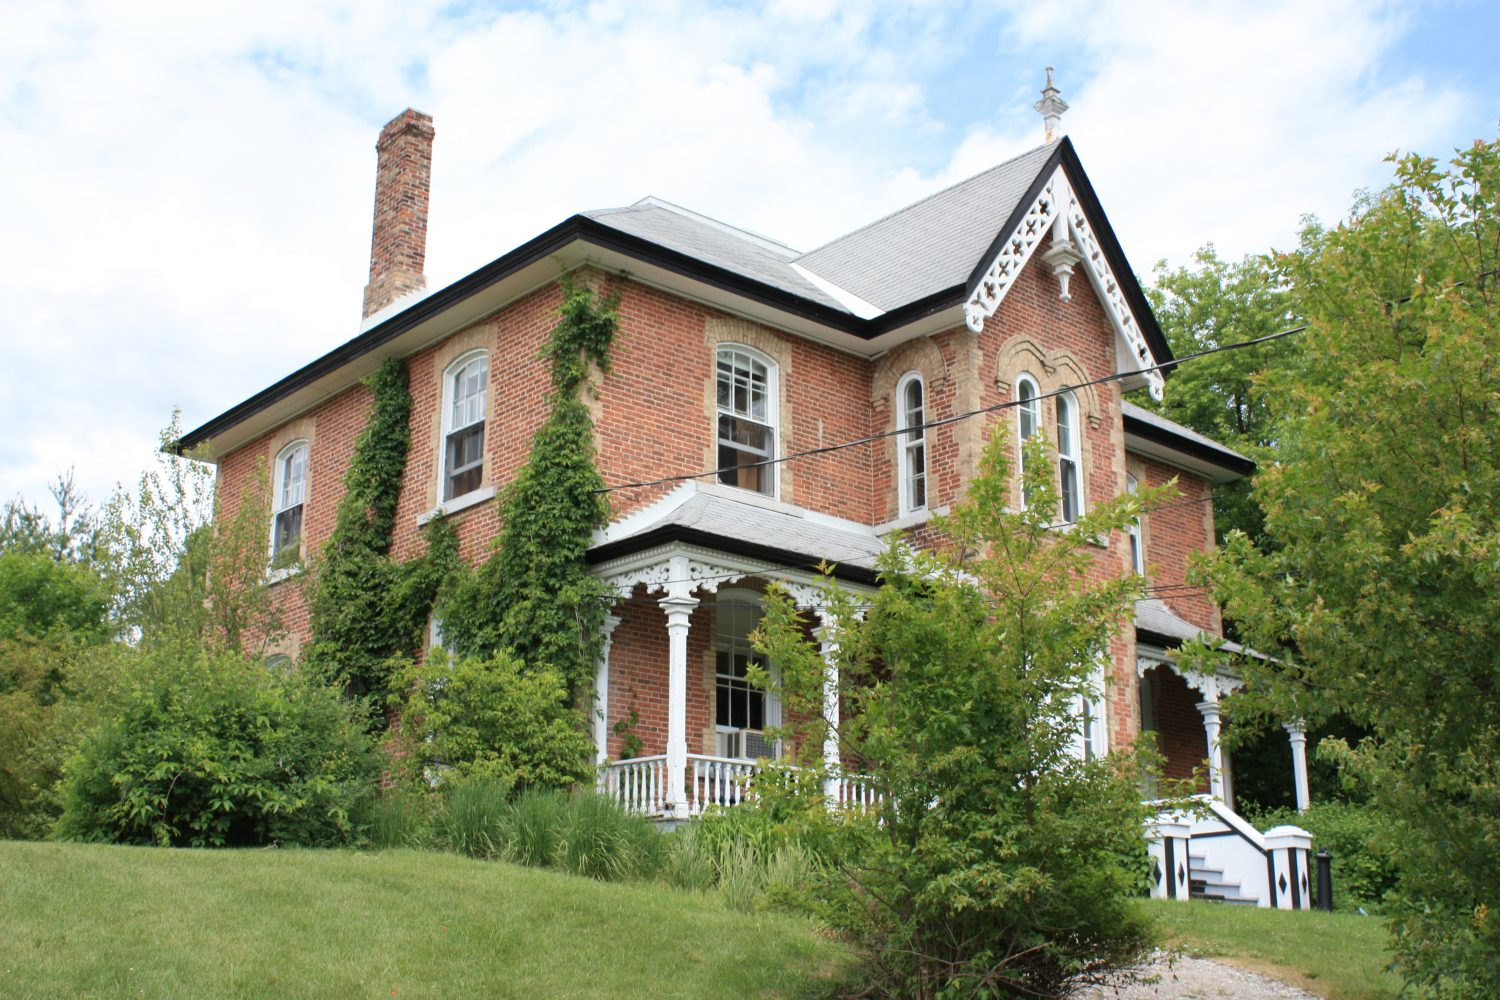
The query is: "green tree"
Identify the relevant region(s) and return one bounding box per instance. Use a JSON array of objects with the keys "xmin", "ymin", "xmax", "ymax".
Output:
[
  {"xmin": 1191, "ymin": 138, "xmax": 1500, "ymax": 994},
  {"xmin": 753, "ymin": 430, "xmax": 1170, "ymax": 999},
  {"xmin": 1144, "ymin": 246, "xmax": 1300, "ymax": 544}
]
